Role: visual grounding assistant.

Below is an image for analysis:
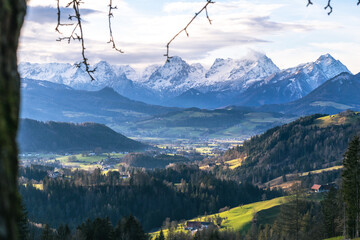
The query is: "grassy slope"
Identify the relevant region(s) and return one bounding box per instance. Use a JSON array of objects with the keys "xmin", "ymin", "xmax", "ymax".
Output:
[
  {"xmin": 150, "ymin": 196, "xmax": 286, "ymax": 239},
  {"xmin": 208, "ymin": 196, "xmax": 285, "ymax": 231},
  {"xmin": 225, "ymin": 158, "xmax": 245, "ymax": 169},
  {"xmin": 315, "ymin": 111, "xmax": 360, "ymax": 127},
  {"xmin": 263, "ymin": 165, "xmax": 343, "ymax": 190}
]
